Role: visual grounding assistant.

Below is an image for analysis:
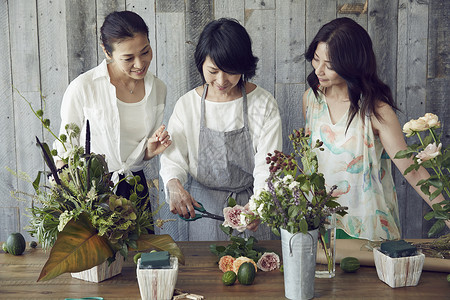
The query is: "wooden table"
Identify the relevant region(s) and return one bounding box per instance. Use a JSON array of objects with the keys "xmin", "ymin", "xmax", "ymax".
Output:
[{"xmin": 0, "ymin": 240, "xmax": 448, "ymax": 299}]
